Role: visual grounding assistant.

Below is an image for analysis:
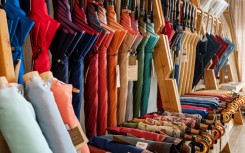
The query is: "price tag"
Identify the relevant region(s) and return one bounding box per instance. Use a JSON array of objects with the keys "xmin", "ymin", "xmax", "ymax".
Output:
[
  {"xmin": 116, "ymin": 65, "xmax": 120, "ymax": 88},
  {"xmin": 175, "ymin": 56, "xmax": 180, "ymax": 65},
  {"xmin": 151, "ymin": 59, "xmax": 156, "ymax": 77},
  {"xmin": 136, "ymin": 142, "xmax": 148, "ymax": 149},
  {"xmin": 181, "ymin": 49, "xmax": 188, "ymax": 62},
  {"xmin": 128, "ymin": 56, "xmax": 138, "ymax": 81},
  {"xmin": 68, "ymin": 127, "xmax": 85, "ymax": 146}
]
